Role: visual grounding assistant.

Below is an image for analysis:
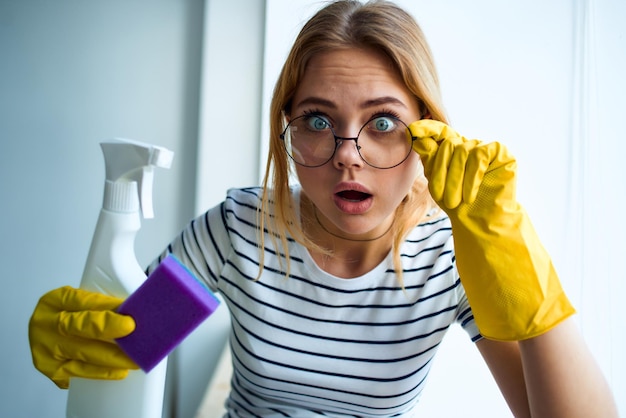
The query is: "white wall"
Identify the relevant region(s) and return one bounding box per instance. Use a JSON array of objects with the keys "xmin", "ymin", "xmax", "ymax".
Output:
[
  {"xmin": 0, "ymin": 1, "xmax": 204, "ymax": 417},
  {"xmin": 177, "ymin": 1, "xmax": 266, "ymax": 417}
]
